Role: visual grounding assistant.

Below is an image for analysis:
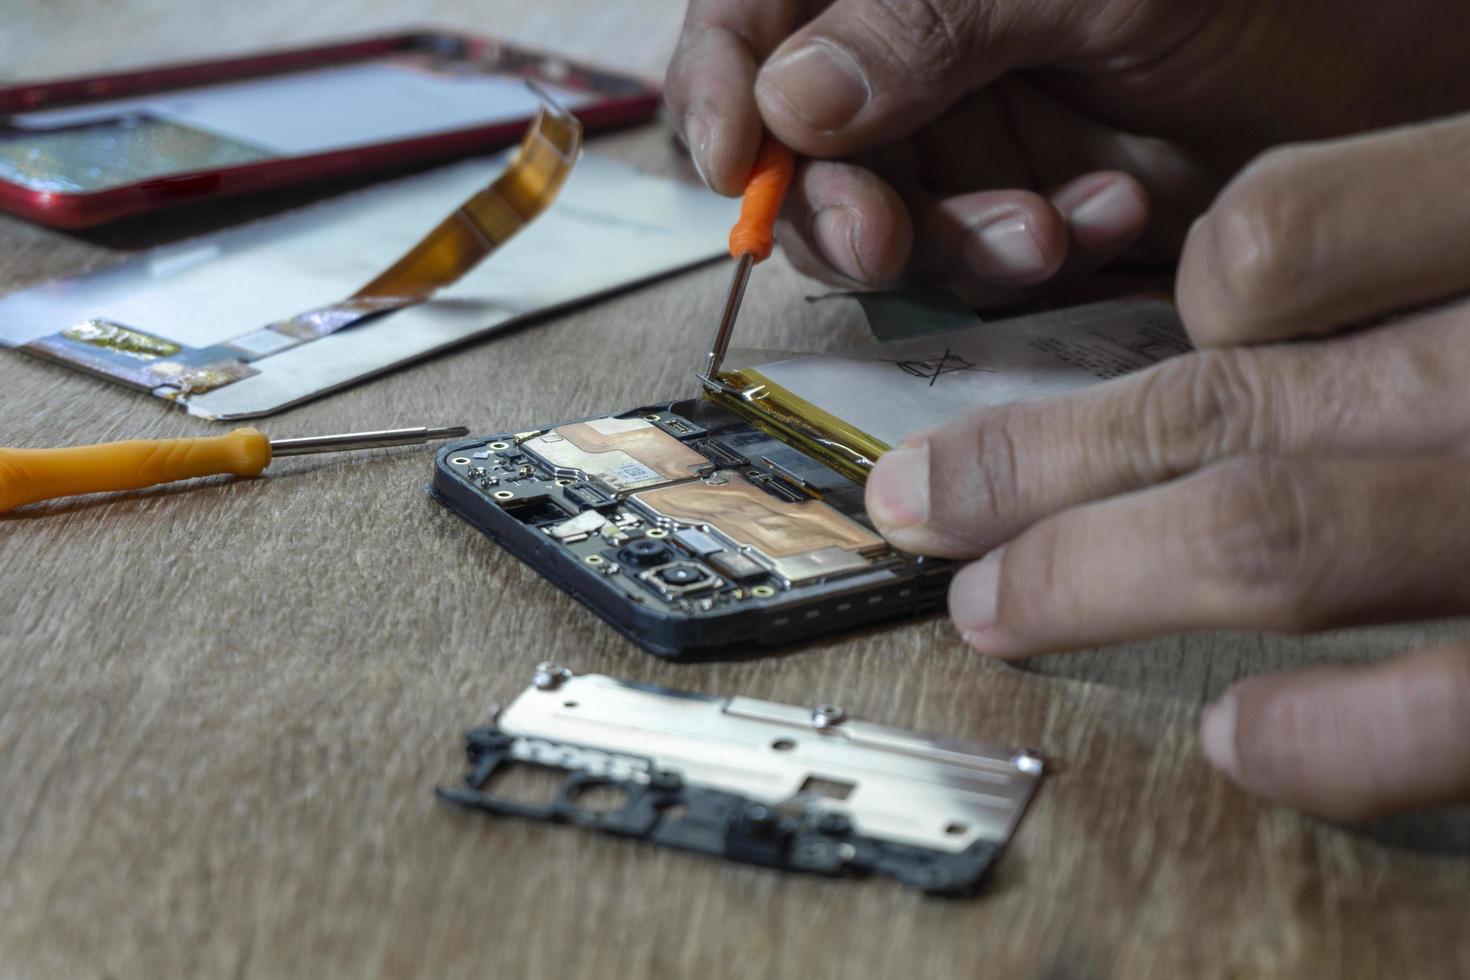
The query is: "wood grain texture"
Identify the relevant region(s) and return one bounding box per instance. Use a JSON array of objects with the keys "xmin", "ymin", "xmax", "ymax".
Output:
[{"xmin": 1, "ymin": 3, "xmax": 1467, "ymax": 978}]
